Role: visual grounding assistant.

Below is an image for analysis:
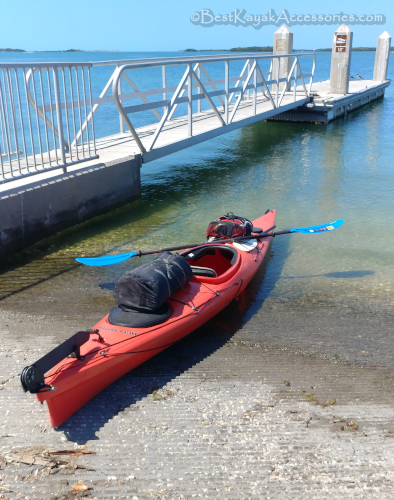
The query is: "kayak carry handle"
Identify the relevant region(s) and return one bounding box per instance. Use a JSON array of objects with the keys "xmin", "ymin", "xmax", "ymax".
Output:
[{"xmin": 20, "ymin": 329, "xmax": 101, "ymax": 394}]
